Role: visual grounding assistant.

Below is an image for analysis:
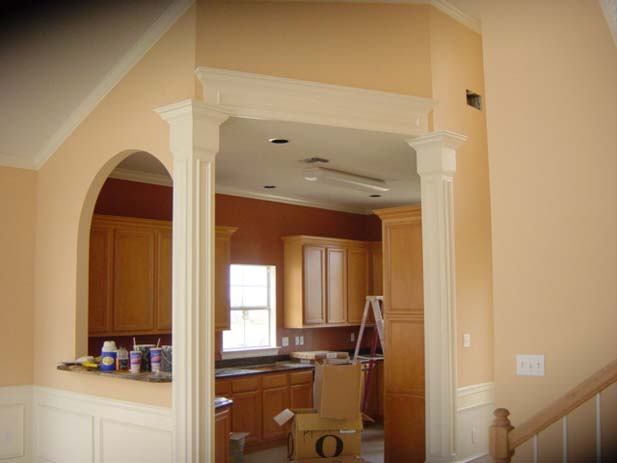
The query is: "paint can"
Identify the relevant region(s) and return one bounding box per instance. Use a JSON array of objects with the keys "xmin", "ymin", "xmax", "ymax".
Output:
[{"xmin": 135, "ymin": 344, "xmax": 155, "ymax": 372}]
